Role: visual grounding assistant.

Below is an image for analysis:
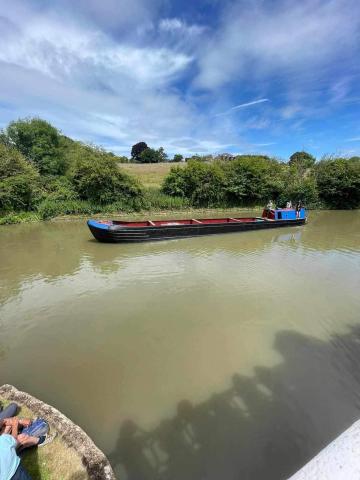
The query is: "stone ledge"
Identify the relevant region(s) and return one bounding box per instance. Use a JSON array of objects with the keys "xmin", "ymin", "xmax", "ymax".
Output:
[
  {"xmin": 0, "ymin": 384, "xmax": 116, "ymax": 480},
  {"xmin": 288, "ymin": 420, "xmax": 360, "ymax": 480}
]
